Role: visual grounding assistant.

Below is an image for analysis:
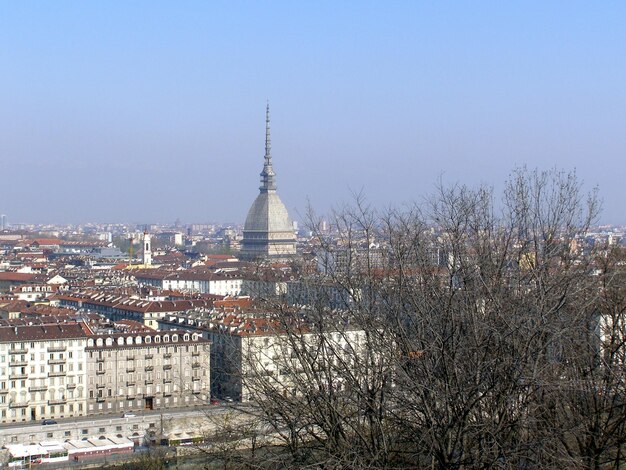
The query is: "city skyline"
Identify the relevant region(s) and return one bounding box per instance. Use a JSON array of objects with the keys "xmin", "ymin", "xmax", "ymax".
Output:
[{"xmin": 2, "ymin": 2, "xmax": 625, "ymax": 224}]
